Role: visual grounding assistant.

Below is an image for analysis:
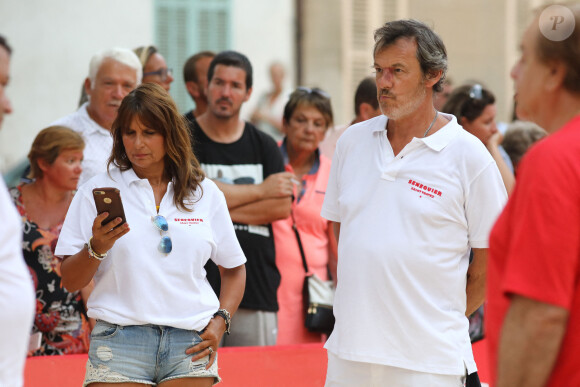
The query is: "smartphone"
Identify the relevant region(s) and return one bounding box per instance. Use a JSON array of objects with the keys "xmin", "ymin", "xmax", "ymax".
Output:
[{"xmin": 92, "ymin": 187, "xmax": 127, "ymax": 228}]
